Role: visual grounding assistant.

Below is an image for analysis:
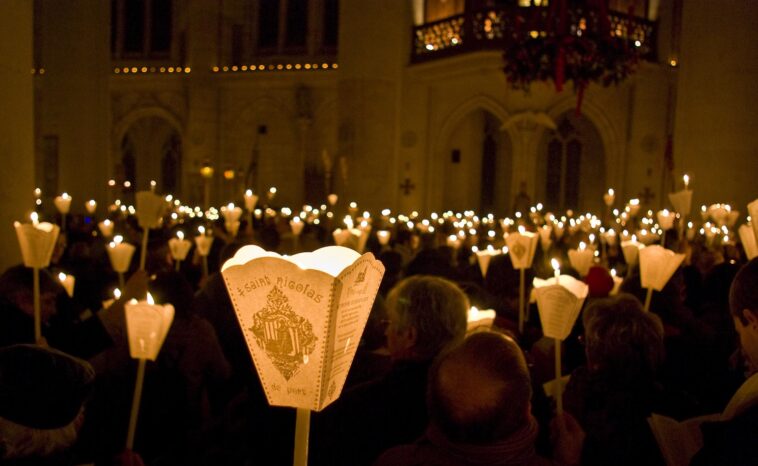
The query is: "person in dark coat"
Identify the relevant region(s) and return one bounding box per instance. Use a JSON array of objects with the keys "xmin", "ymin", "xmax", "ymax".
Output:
[
  {"xmin": 310, "ymin": 275, "xmax": 469, "ymax": 466},
  {"xmin": 690, "ymin": 258, "xmax": 758, "ymax": 465},
  {"xmin": 563, "ymin": 294, "xmax": 691, "ymax": 466},
  {"xmin": 375, "ymin": 331, "xmax": 584, "ymax": 466}
]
